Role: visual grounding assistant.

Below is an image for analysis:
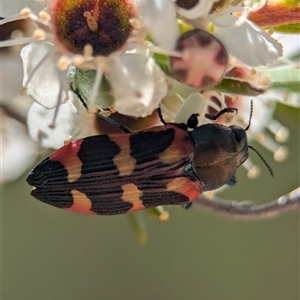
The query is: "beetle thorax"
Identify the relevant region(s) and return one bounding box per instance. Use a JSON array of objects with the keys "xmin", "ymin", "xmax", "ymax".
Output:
[{"xmin": 190, "ymin": 124, "xmax": 248, "ymax": 191}]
